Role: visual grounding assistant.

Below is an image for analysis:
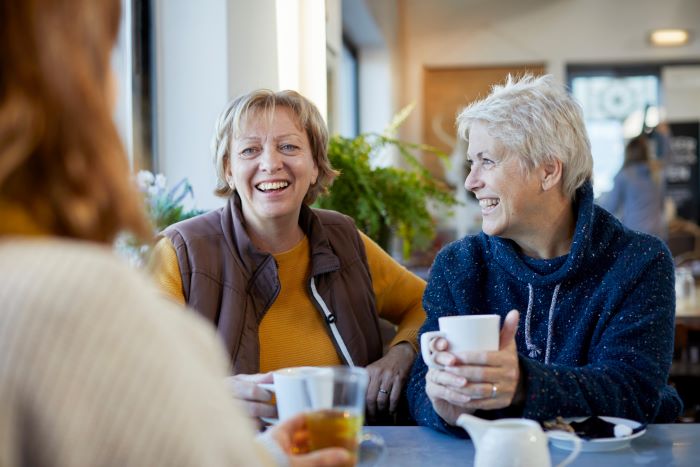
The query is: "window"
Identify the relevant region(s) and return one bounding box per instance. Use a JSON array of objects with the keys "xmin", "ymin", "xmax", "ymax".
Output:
[
  {"xmin": 338, "ymin": 38, "xmax": 359, "ymax": 138},
  {"xmin": 112, "ymin": 0, "xmax": 156, "ymax": 172},
  {"xmin": 568, "ymin": 66, "xmax": 660, "ymax": 197}
]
